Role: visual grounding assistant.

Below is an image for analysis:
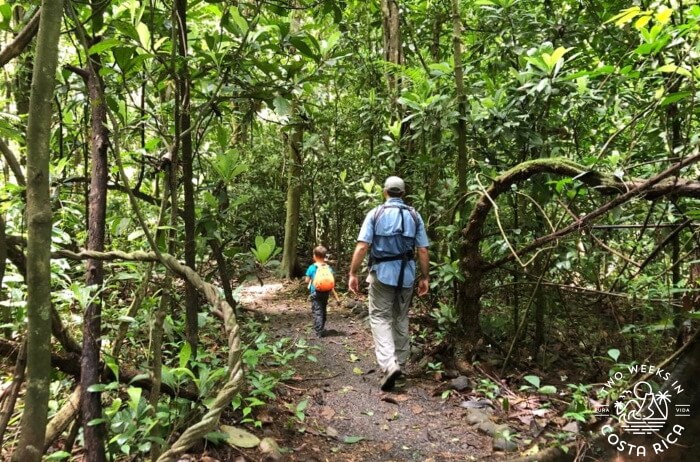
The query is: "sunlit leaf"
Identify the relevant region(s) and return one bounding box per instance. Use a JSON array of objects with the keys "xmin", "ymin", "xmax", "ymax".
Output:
[
  {"xmin": 634, "ymin": 15, "xmax": 652, "ymax": 29},
  {"xmin": 656, "ymin": 7, "xmax": 673, "ymax": 25},
  {"xmin": 136, "ymin": 22, "xmax": 151, "ymax": 49}
]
